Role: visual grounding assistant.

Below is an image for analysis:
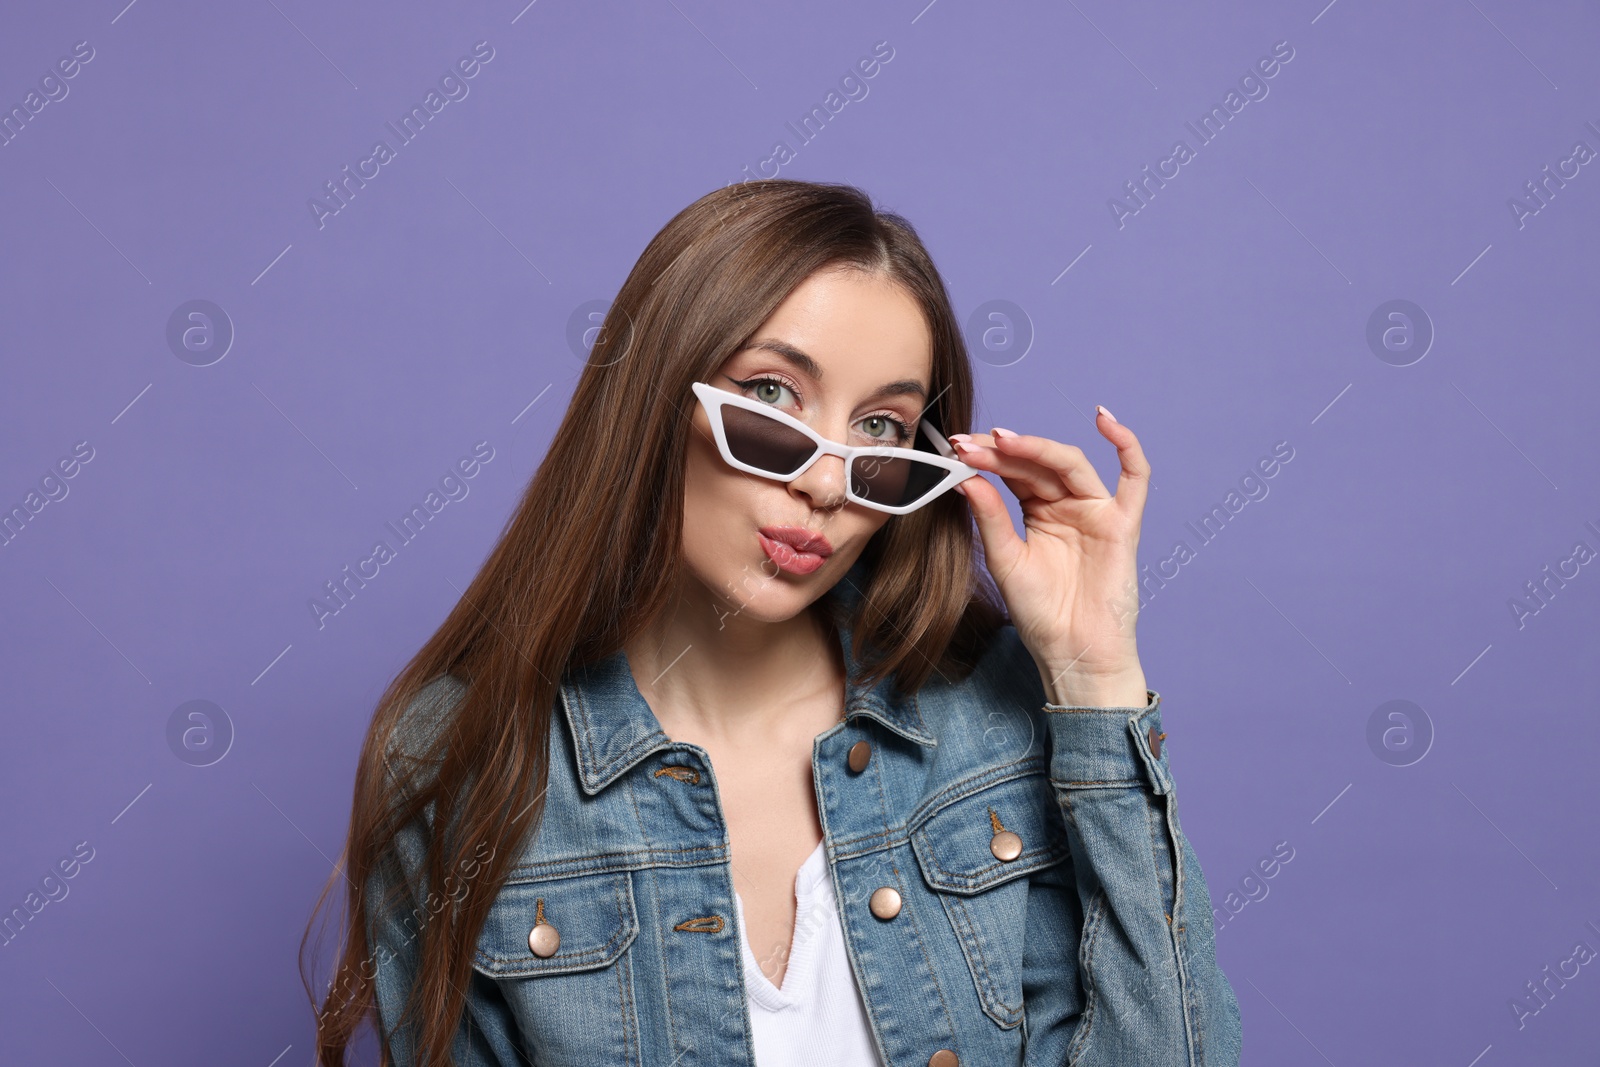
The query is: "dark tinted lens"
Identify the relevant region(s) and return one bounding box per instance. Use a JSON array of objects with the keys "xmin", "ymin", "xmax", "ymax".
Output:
[
  {"xmin": 849, "ymin": 452, "xmax": 947, "ymax": 509},
  {"xmin": 722, "ymin": 404, "xmax": 818, "ymax": 475}
]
